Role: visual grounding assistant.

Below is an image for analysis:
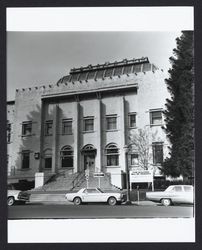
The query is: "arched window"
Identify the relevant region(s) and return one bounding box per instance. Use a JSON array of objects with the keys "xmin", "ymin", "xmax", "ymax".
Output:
[
  {"xmin": 43, "ymin": 149, "xmax": 52, "ymax": 169},
  {"xmin": 82, "ymin": 144, "xmax": 96, "ymax": 152},
  {"xmin": 60, "ymin": 146, "xmax": 73, "ymax": 168},
  {"xmin": 105, "ymin": 143, "xmax": 119, "ymax": 166}
]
